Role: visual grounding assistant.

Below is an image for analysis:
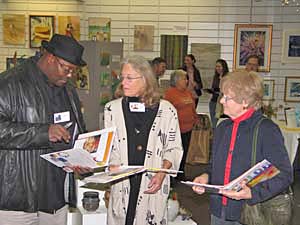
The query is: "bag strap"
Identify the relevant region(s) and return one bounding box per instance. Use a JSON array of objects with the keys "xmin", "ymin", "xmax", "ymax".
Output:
[{"xmin": 251, "ymin": 117, "xmax": 267, "ymax": 166}]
